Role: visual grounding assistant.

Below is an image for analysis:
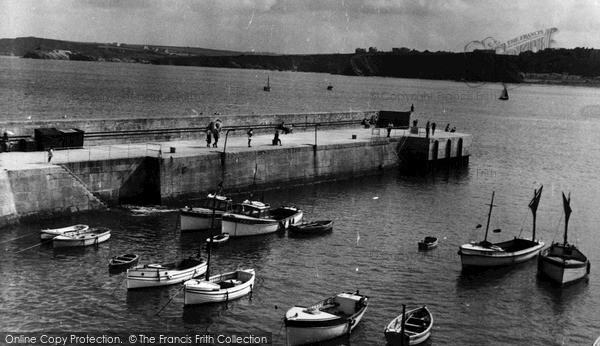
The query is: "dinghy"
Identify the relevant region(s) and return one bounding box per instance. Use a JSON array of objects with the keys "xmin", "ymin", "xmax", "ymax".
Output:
[
  {"xmin": 418, "ymin": 236, "xmax": 438, "ymax": 250},
  {"xmin": 109, "ymin": 253, "xmax": 139, "ymax": 273},
  {"xmin": 205, "ymin": 233, "xmax": 229, "ymax": 244},
  {"xmin": 126, "ymin": 257, "xmax": 207, "ymax": 290},
  {"xmin": 52, "ymin": 227, "xmax": 110, "ymax": 248},
  {"xmin": 288, "ymin": 220, "xmax": 333, "ymax": 235},
  {"xmin": 385, "ymin": 305, "xmax": 433, "ymax": 345},
  {"xmin": 183, "ymin": 269, "xmax": 255, "ymax": 305},
  {"xmin": 538, "ymin": 192, "xmax": 590, "ymax": 285},
  {"xmin": 284, "ymin": 290, "xmax": 368, "ymax": 346},
  {"xmin": 40, "ymin": 224, "xmax": 88, "ymax": 240}
]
